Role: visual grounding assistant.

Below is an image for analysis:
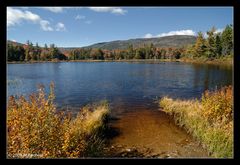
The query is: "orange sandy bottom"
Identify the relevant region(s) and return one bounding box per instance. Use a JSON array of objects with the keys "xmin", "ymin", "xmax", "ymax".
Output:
[{"xmin": 107, "ymin": 108, "xmax": 209, "ymax": 158}]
